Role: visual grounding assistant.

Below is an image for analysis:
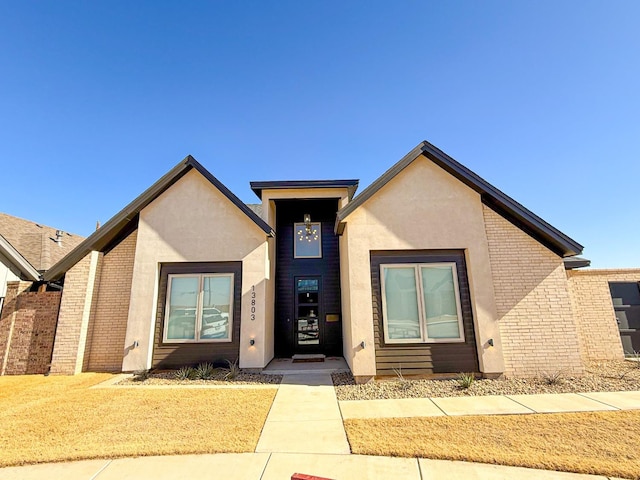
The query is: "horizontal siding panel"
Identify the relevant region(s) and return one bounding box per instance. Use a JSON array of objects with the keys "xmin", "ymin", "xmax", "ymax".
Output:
[
  {"xmin": 370, "ymin": 250, "xmax": 479, "ymax": 375},
  {"xmin": 152, "ymin": 262, "xmax": 242, "ymax": 369}
]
